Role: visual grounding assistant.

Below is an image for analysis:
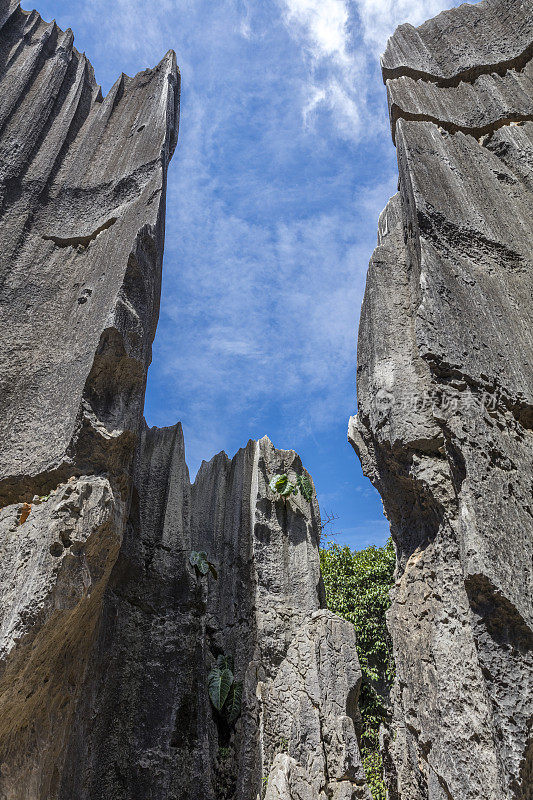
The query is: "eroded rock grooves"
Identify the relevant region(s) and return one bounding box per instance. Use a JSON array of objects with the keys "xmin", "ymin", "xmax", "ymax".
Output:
[
  {"xmin": 351, "ymin": 1, "xmax": 533, "ymax": 799},
  {"xmin": 0, "ymin": 4, "xmax": 368, "ymax": 799}
]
